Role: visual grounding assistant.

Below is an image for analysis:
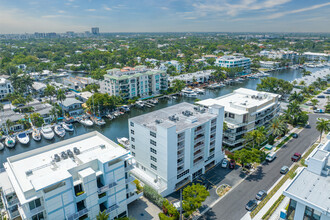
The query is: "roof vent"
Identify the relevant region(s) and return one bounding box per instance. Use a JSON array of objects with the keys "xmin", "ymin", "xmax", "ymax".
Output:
[
  {"xmin": 61, "ymin": 151, "xmax": 68, "ymax": 159},
  {"xmin": 155, "ymin": 119, "xmax": 163, "ymax": 124},
  {"xmin": 26, "ymin": 170, "xmax": 33, "ymax": 176},
  {"xmin": 67, "ymin": 149, "xmax": 74, "ymax": 158},
  {"xmin": 169, "ymin": 114, "xmax": 179, "ymax": 122},
  {"xmin": 182, "ymin": 110, "xmax": 193, "ymax": 117},
  {"xmin": 73, "ymin": 147, "xmax": 80, "ymax": 155},
  {"xmin": 54, "ymin": 154, "xmax": 61, "ymax": 162},
  {"xmin": 100, "ymin": 144, "xmax": 106, "ymax": 149}
]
